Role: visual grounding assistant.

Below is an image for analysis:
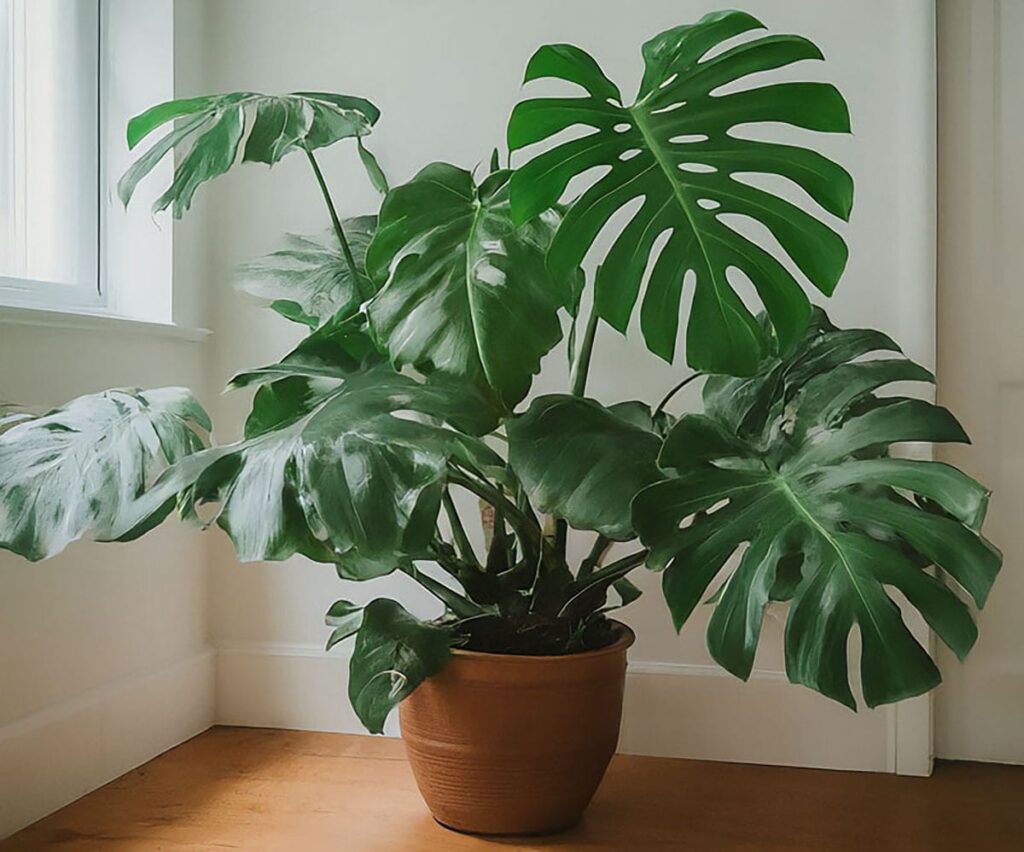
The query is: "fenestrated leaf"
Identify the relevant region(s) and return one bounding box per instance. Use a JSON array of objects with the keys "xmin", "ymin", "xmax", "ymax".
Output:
[
  {"xmin": 633, "ymin": 309, "xmax": 1001, "ymax": 708},
  {"xmin": 236, "ymin": 217, "xmax": 376, "ymax": 328},
  {"xmin": 507, "ymin": 395, "xmax": 663, "ymax": 540},
  {"xmin": 508, "ymin": 10, "xmax": 852, "ymax": 376},
  {"xmin": 119, "ymin": 91, "xmax": 379, "ymax": 217},
  {"xmin": 349, "ymin": 599, "xmax": 451, "ymax": 734},
  {"xmin": 121, "ymin": 363, "xmax": 495, "ymax": 578},
  {"xmin": 0, "ymin": 388, "xmax": 209, "ymax": 561},
  {"xmin": 366, "ymin": 163, "xmax": 575, "ymax": 410},
  {"xmin": 325, "ymin": 600, "xmax": 364, "ymax": 650}
]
